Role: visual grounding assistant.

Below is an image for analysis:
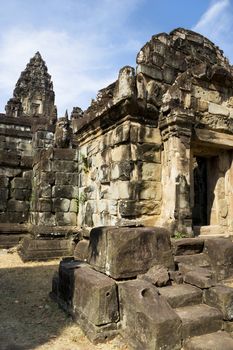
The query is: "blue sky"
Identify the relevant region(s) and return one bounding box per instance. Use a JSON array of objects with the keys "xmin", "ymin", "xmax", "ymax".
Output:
[{"xmin": 0, "ymin": 0, "xmax": 232, "ymax": 116}]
